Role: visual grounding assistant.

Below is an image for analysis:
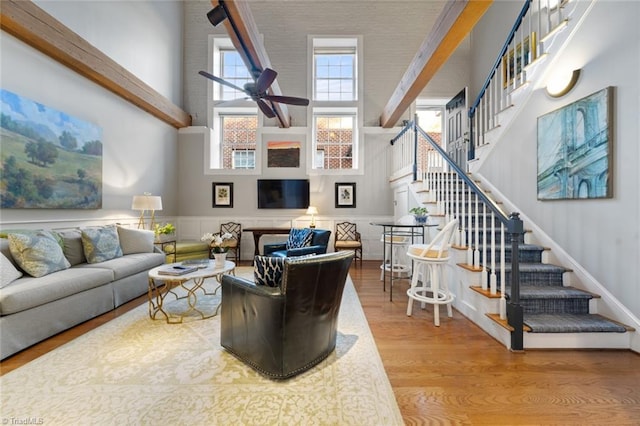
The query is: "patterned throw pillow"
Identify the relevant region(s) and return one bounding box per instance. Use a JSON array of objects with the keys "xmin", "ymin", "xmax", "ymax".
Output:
[
  {"xmin": 7, "ymin": 230, "xmax": 71, "ymax": 278},
  {"xmin": 117, "ymin": 226, "xmax": 155, "ymax": 254},
  {"xmin": 81, "ymin": 225, "xmax": 123, "ymax": 264},
  {"xmin": 286, "ymin": 228, "xmax": 313, "ymax": 250},
  {"xmin": 0, "ymin": 252, "xmax": 23, "ymax": 287},
  {"xmin": 254, "ymin": 255, "xmax": 285, "ymax": 287}
]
